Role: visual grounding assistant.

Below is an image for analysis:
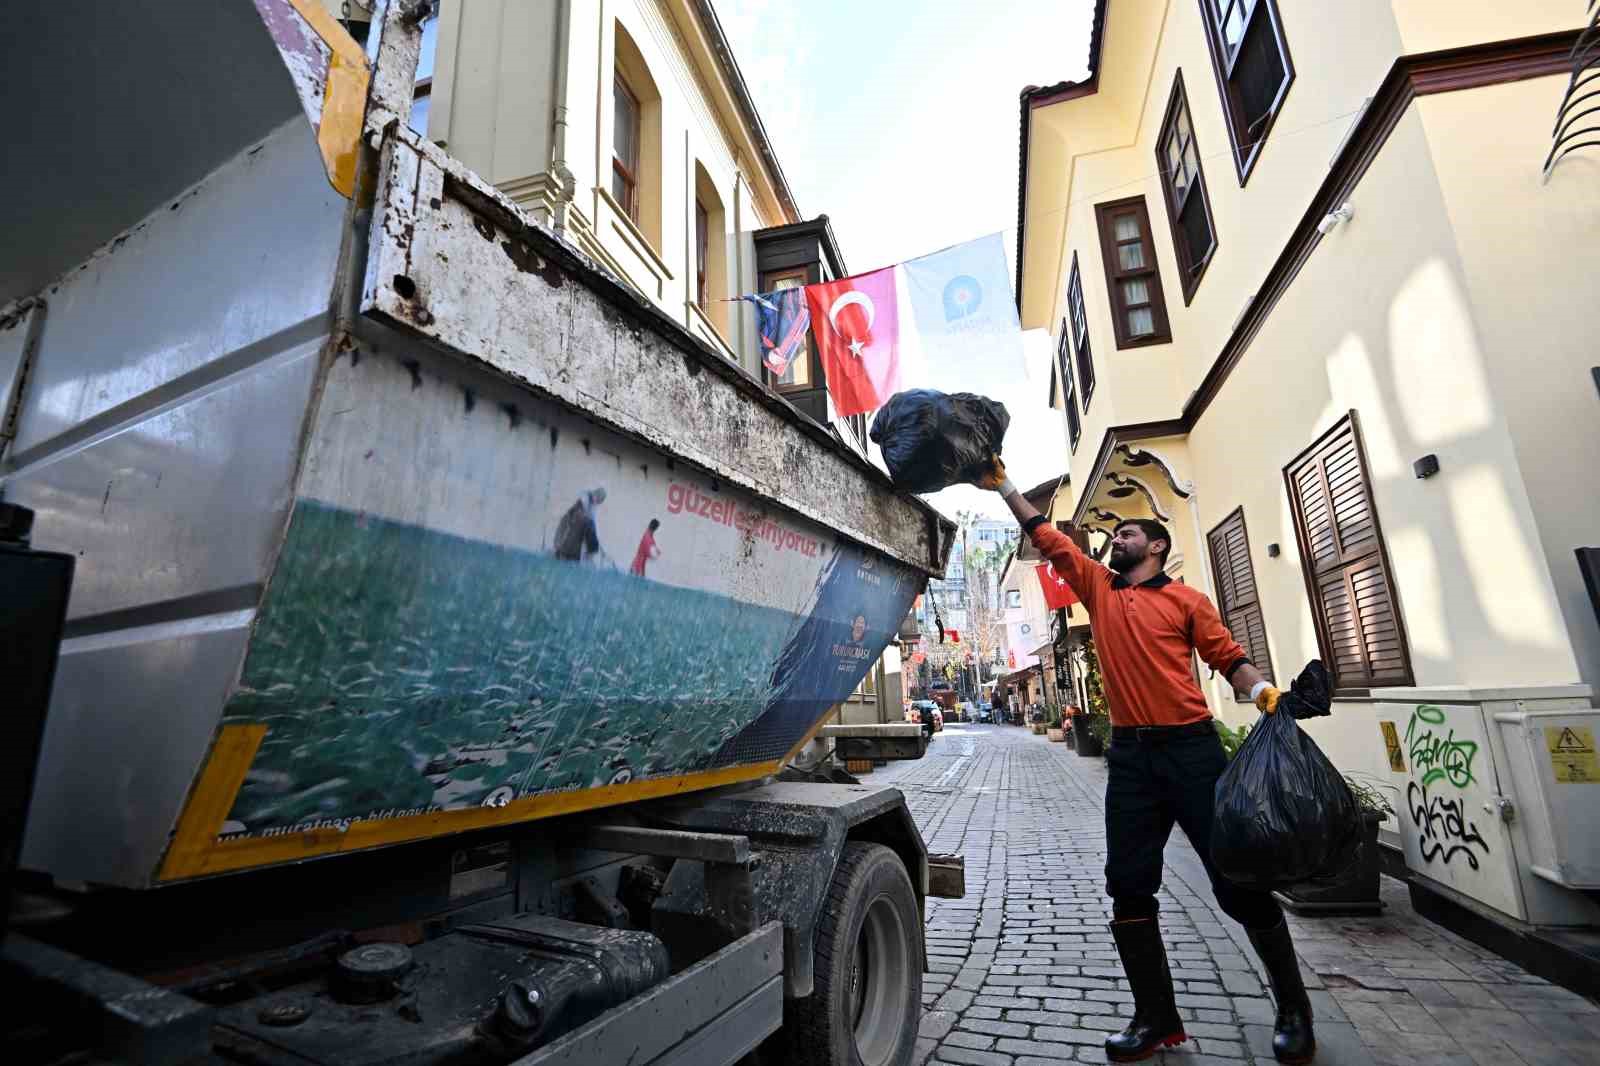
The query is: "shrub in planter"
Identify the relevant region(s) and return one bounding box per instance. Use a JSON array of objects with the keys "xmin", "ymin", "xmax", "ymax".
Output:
[
  {"xmin": 1047, "ymin": 727, "xmax": 1066, "ymax": 742},
  {"xmin": 1214, "ymin": 719, "xmax": 1251, "ymax": 759}
]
